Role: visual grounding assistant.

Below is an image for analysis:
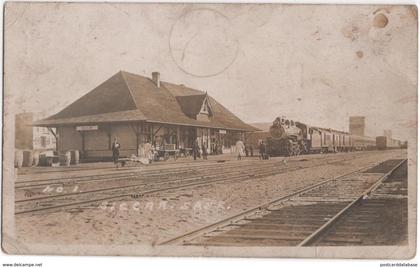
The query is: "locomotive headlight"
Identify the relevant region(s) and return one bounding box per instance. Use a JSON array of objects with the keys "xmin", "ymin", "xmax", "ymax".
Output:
[{"xmin": 270, "ymin": 125, "xmax": 286, "ymax": 139}]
